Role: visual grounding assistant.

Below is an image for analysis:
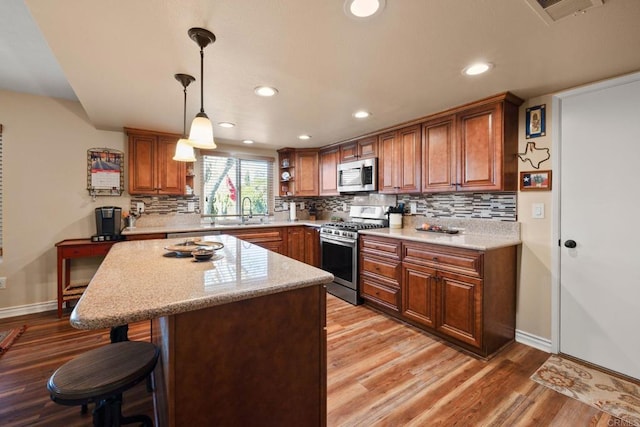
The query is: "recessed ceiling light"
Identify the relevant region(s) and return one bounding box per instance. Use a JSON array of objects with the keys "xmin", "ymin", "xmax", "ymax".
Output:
[
  {"xmin": 463, "ymin": 62, "xmax": 493, "ymax": 76},
  {"xmin": 242, "ymin": 139, "xmax": 254, "ymax": 144},
  {"xmin": 217, "ymin": 122, "xmax": 235, "ymax": 128},
  {"xmin": 344, "ymin": 0, "xmax": 386, "ymax": 19},
  {"xmin": 254, "ymin": 86, "xmax": 279, "ymax": 97},
  {"xmin": 353, "ymin": 110, "xmax": 371, "ymax": 119},
  {"xmin": 298, "ymin": 134, "xmax": 311, "ymax": 140}
]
